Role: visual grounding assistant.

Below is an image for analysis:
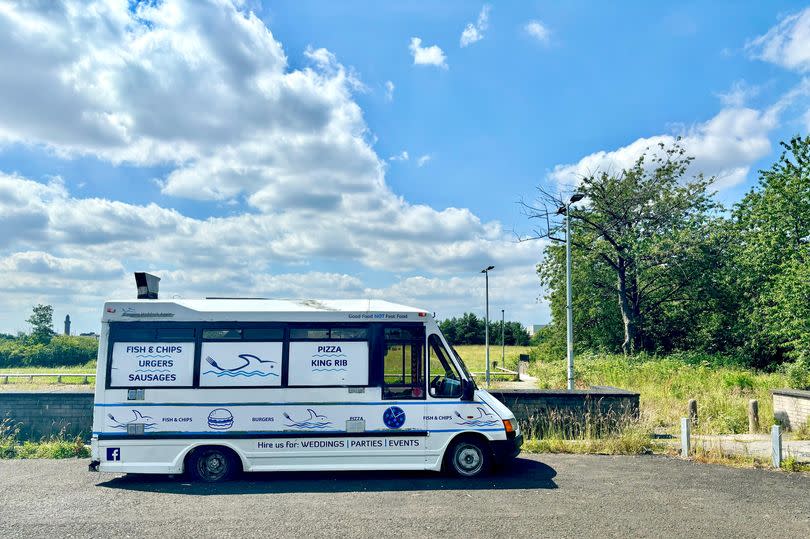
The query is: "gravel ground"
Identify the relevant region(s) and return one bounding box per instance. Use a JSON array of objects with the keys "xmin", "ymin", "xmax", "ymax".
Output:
[{"xmin": 0, "ymin": 454, "xmax": 808, "ymax": 538}]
